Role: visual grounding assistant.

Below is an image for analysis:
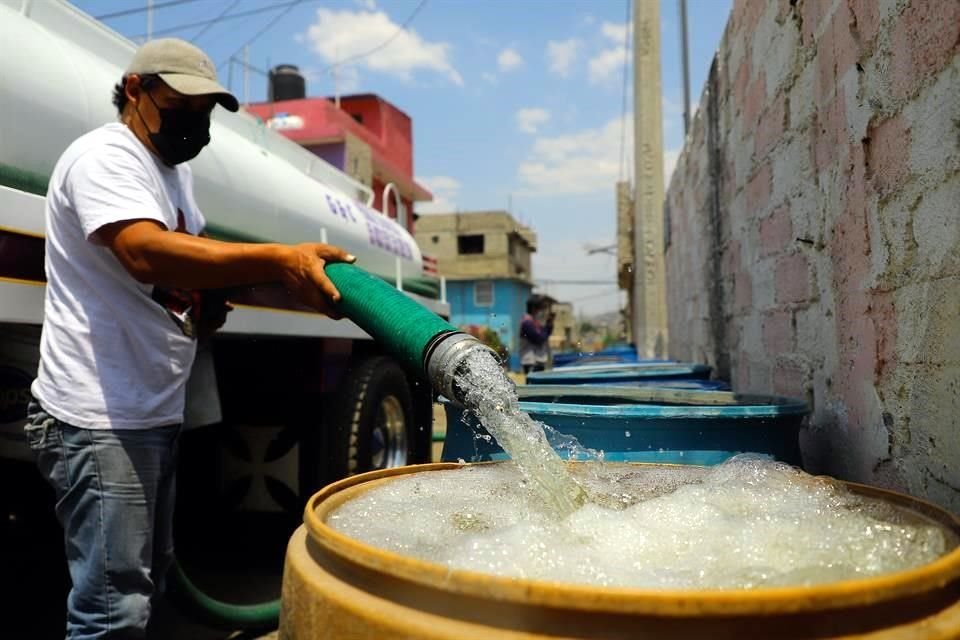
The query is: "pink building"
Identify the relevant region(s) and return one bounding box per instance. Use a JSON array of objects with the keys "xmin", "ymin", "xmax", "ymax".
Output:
[{"xmin": 246, "ymin": 71, "xmax": 431, "ymax": 233}]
